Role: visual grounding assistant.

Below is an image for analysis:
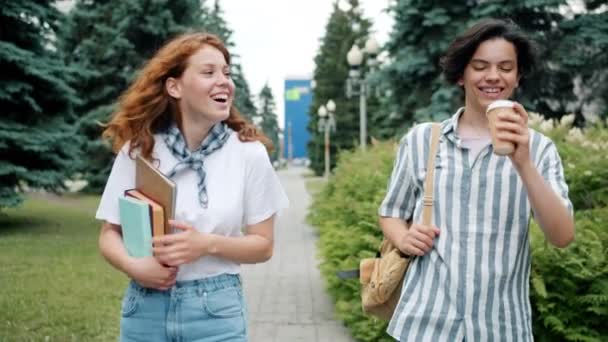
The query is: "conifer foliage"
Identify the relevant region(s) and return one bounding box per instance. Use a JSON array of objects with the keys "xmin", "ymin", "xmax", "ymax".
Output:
[
  {"xmin": 377, "ymin": 0, "xmax": 608, "ymax": 137},
  {"xmin": 256, "ymin": 84, "xmax": 280, "ymax": 161},
  {"xmin": 308, "ymin": 0, "xmax": 375, "ymax": 176},
  {"xmin": 60, "ymin": 0, "xmax": 209, "ymax": 192},
  {"xmin": 0, "ymin": 1, "xmax": 83, "ymax": 209},
  {"xmin": 202, "ymin": 0, "xmax": 257, "ymax": 119}
]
